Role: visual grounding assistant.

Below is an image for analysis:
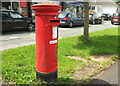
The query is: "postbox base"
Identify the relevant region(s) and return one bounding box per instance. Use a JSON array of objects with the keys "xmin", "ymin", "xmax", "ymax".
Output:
[{"xmin": 36, "ymin": 70, "xmax": 57, "ymax": 83}]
